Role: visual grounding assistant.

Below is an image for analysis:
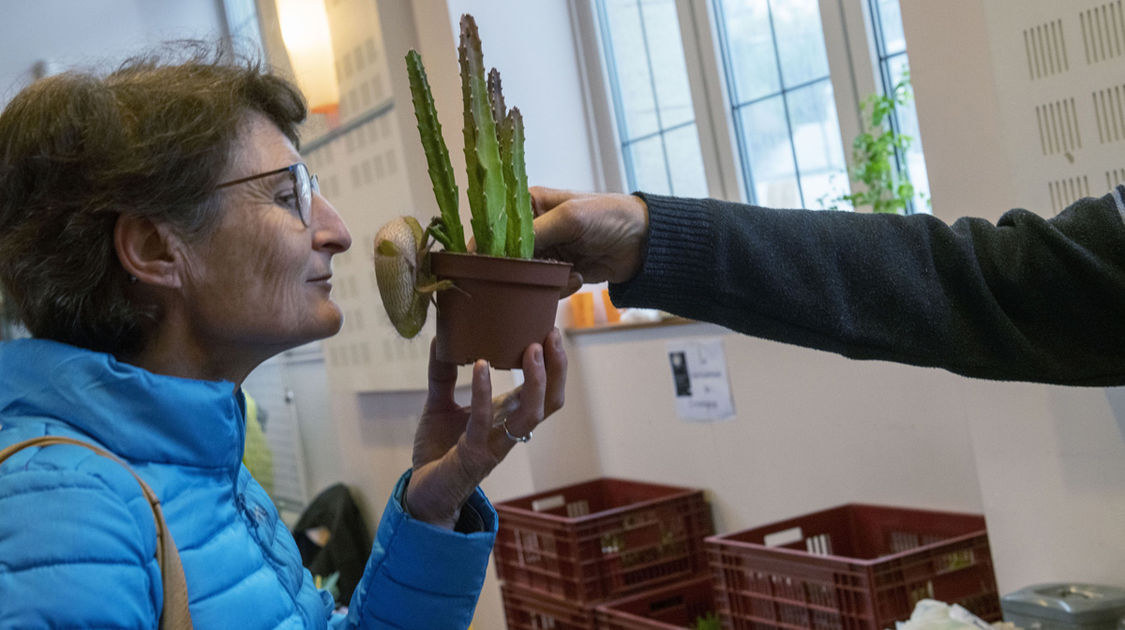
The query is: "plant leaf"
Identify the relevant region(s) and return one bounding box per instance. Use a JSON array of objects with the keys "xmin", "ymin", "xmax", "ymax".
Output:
[
  {"xmin": 405, "ymin": 50, "xmax": 465, "ymax": 252},
  {"xmin": 458, "ymin": 14, "xmax": 507, "ymax": 256},
  {"xmin": 501, "ymin": 108, "xmax": 534, "ymax": 258}
]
